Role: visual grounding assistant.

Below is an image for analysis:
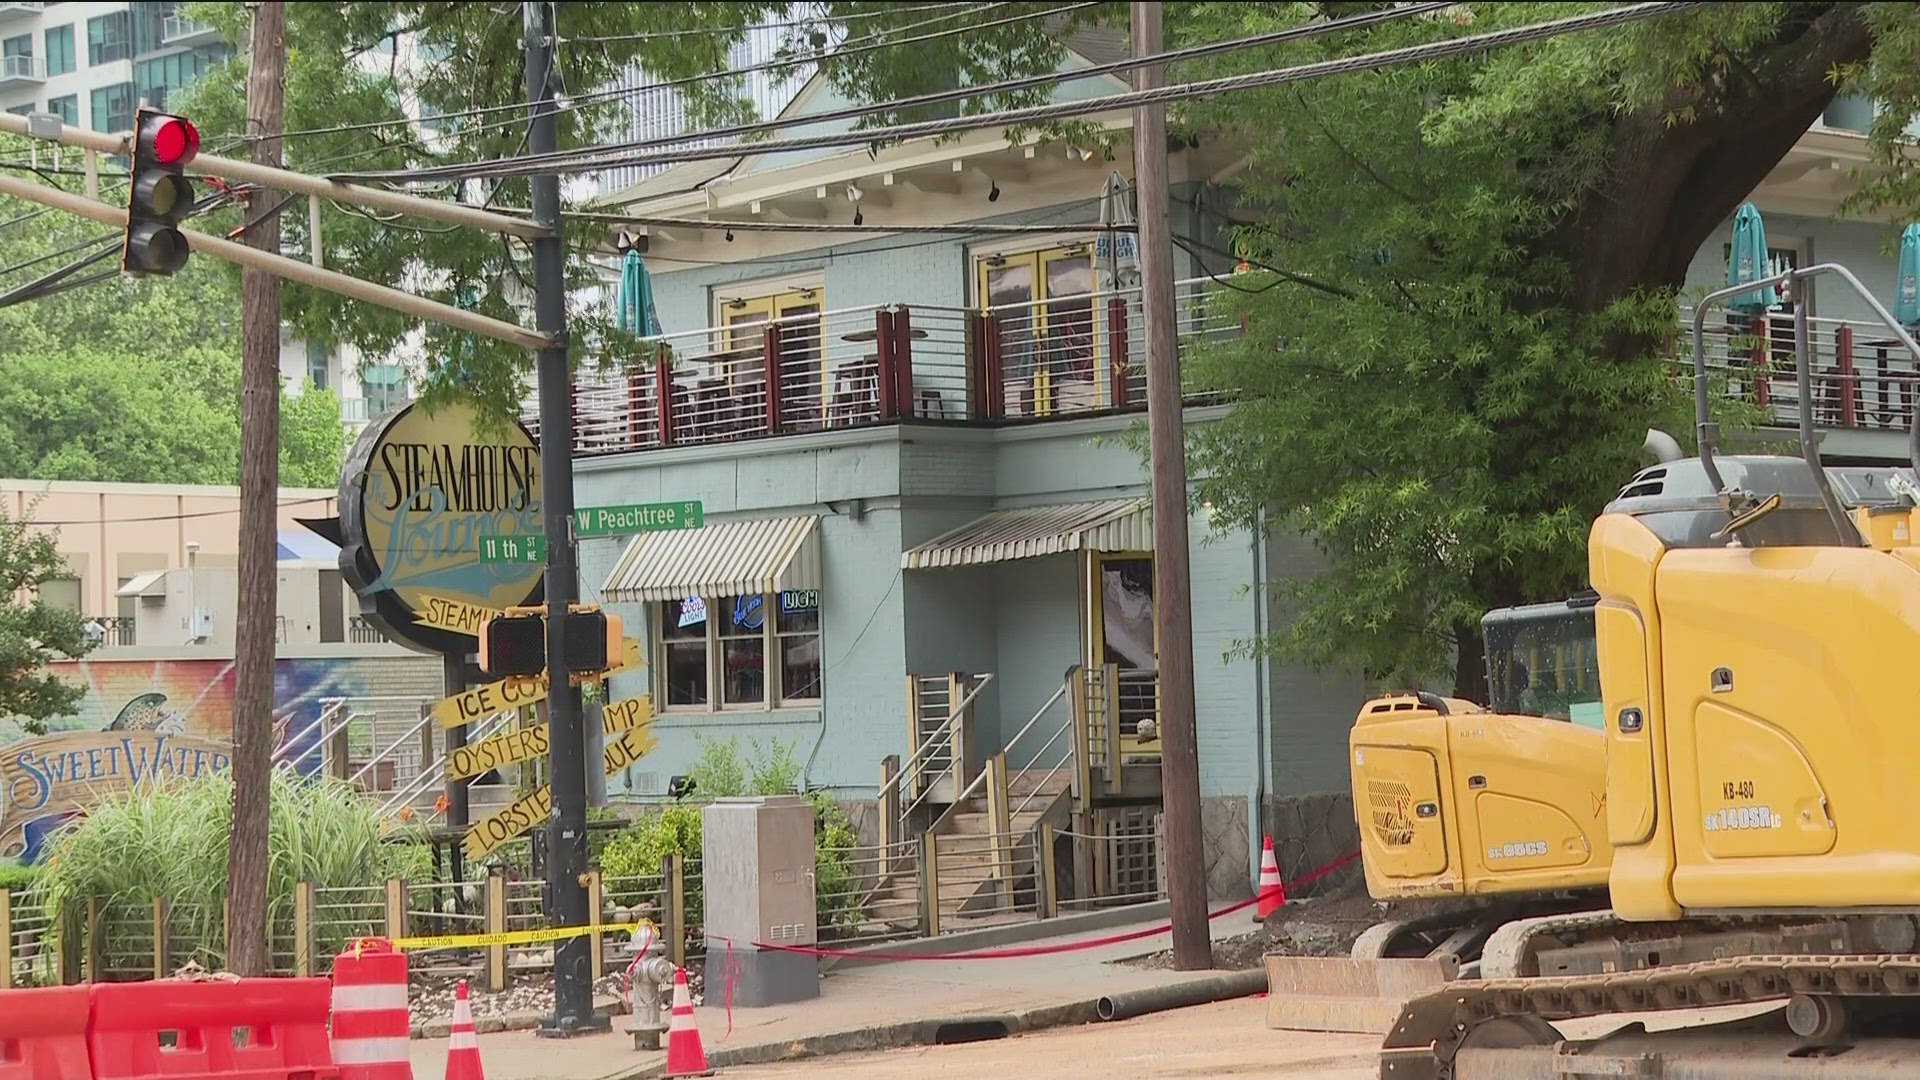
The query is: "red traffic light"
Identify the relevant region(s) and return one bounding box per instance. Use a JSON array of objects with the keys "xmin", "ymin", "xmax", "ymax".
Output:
[{"xmin": 139, "ymin": 115, "xmax": 199, "ymax": 167}]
